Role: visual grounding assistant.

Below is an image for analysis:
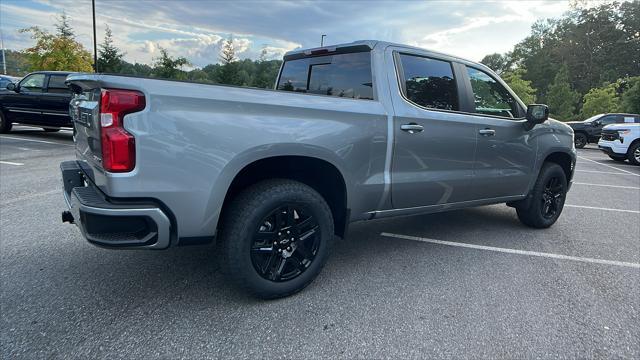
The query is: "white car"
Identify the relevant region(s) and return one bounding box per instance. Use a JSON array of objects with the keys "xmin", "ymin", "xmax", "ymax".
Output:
[{"xmin": 598, "ymin": 123, "xmax": 640, "ymax": 165}]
